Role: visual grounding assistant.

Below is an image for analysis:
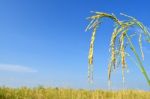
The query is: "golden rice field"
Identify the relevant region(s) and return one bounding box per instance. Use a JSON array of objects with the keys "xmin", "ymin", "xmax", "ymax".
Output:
[{"xmin": 0, "ymin": 87, "xmax": 150, "ymax": 99}]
